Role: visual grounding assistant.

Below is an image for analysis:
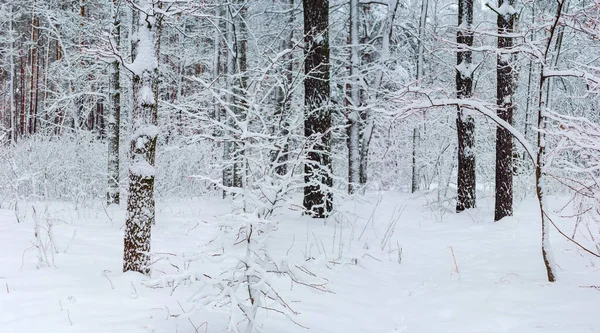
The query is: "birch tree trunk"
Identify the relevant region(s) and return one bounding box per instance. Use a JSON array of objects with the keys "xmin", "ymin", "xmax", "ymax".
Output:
[
  {"xmin": 233, "ymin": 0, "xmax": 248, "ymax": 190},
  {"xmin": 9, "ymin": 4, "xmax": 16, "ymax": 144},
  {"xmin": 123, "ymin": 0, "xmax": 162, "ymax": 276},
  {"xmin": 303, "ymin": 0, "xmax": 332, "ymax": 218},
  {"xmin": 494, "ymin": 0, "xmax": 515, "ymax": 221},
  {"xmin": 347, "ymin": 0, "xmax": 361, "ymax": 194},
  {"xmin": 360, "ymin": 0, "xmax": 398, "ymax": 189},
  {"xmin": 411, "ymin": 0, "xmax": 428, "ymax": 193},
  {"xmin": 222, "ymin": 4, "xmax": 235, "ymax": 196},
  {"xmin": 273, "ymin": 0, "xmax": 295, "ymax": 176},
  {"xmin": 107, "ymin": 0, "xmax": 121, "ymax": 205},
  {"xmin": 455, "ymin": 0, "xmax": 476, "ymax": 212}
]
